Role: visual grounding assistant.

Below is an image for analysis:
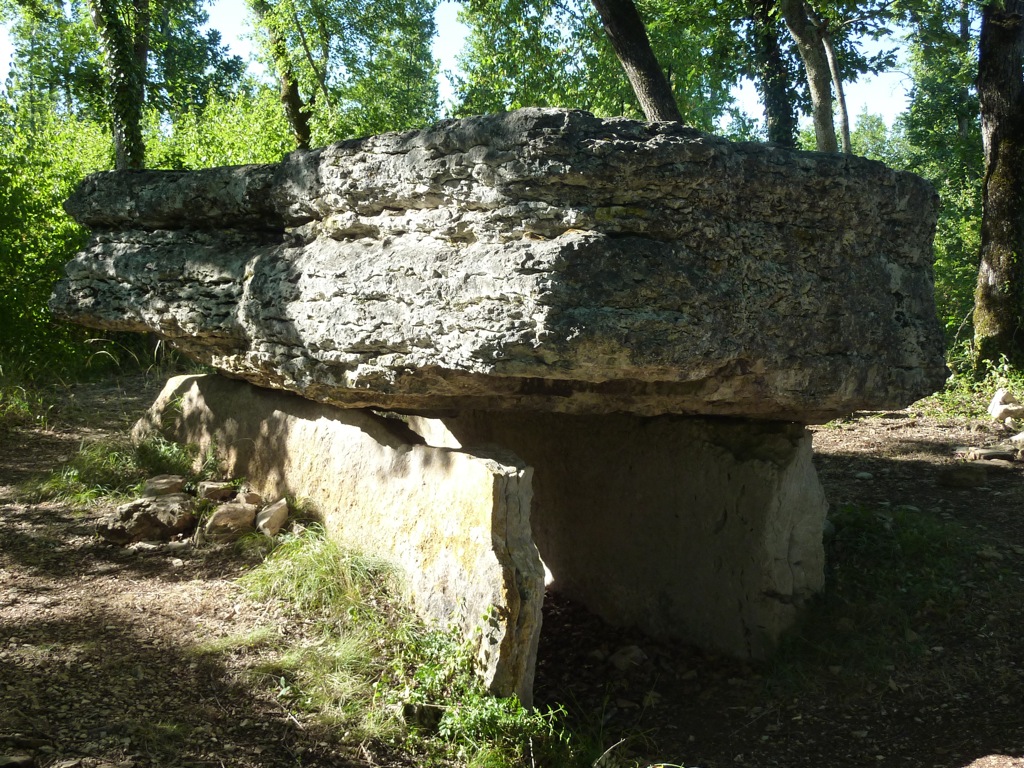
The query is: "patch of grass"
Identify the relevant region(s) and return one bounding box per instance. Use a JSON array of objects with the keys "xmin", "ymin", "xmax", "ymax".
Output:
[
  {"xmin": 22, "ymin": 435, "xmax": 218, "ymax": 508},
  {"xmin": 769, "ymin": 504, "xmax": 987, "ymax": 691},
  {"xmin": 915, "ymin": 354, "xmax": 1024, "ymax": 419},
  {"xmin": 191, "ymin": 626, "xmax": 279, "ymax": 656},
  {"xmin": 0, "ymin": 380, "xmax": 54, "ymax": 433},
  {"xmin": 240, "ymin": 525, "xmax": 397, "ymax": 620},
  {"xmin": 236, "ymin": 526, "xmax": 592, "ymax": 767}
]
